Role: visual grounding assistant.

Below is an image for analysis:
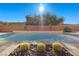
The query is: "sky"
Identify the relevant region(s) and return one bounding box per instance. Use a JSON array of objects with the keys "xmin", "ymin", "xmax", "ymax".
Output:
[{"xmin": 0, "ymin": 3, "xmax": 79, "ymax": 24}]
